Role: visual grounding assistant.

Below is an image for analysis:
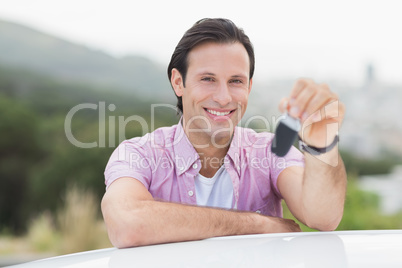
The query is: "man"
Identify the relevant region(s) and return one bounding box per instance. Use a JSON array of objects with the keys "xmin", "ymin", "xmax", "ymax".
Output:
[{"xmin": 102, "ymin": 18, "xmax": 347, "ymax": 248}]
